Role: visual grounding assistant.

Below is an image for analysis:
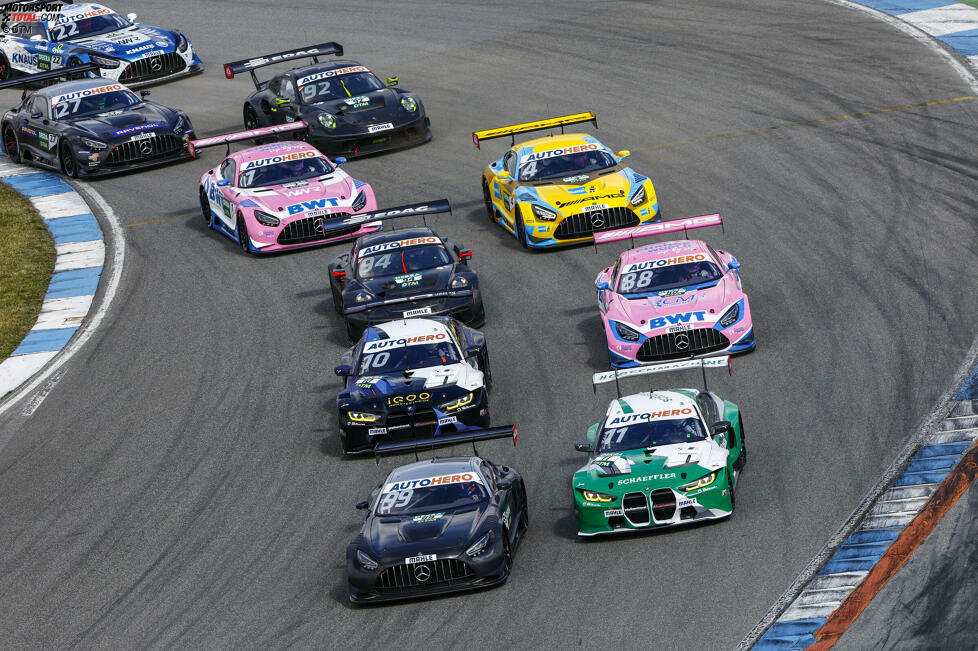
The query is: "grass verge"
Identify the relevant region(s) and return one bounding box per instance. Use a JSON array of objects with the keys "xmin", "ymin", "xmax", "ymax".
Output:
[
  {"xmin": 960, "ymin": 0, "xmax": 978, "ymax": 10},
  {"xmin": 0, "ymin": 181, "xmax": 55, "ymax": 359}
]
